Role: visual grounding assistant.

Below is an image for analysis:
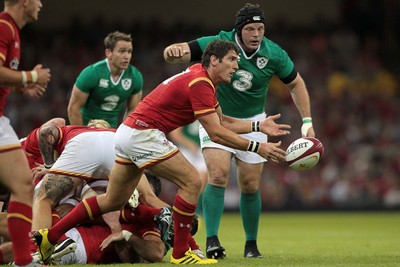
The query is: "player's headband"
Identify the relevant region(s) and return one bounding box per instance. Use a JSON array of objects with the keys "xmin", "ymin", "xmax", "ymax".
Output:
[{"xmin": 234, "ymin": 6, "xmax": 266, "ymax": 35}]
